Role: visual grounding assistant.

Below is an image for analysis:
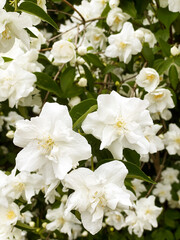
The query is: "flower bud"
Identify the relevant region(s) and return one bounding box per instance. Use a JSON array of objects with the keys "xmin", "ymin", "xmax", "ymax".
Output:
[
  {"xmin": 77, "ymin": 46, "xmax": 87, "ymax": 56},
  {"xmin": 29, "ymin": 221, "xmax": 35, "ymax": 228},
  {"xmin": 78, "ymin": 77, "xmax": 87, "ymax": 87},
  {"xmin": 170, "ymin": 46, "xmax": 180, "ymax": 56},
  {"xmin": 68, "ymin": 96, "xmax": 81, "ymax": 108},
  {"xmin": 6, "ymin": 130, "xmax": 14, "ymax": 139},
  {"xmin": 109, "ymin": 0, "xmax": 120, "ymax": 8}
]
